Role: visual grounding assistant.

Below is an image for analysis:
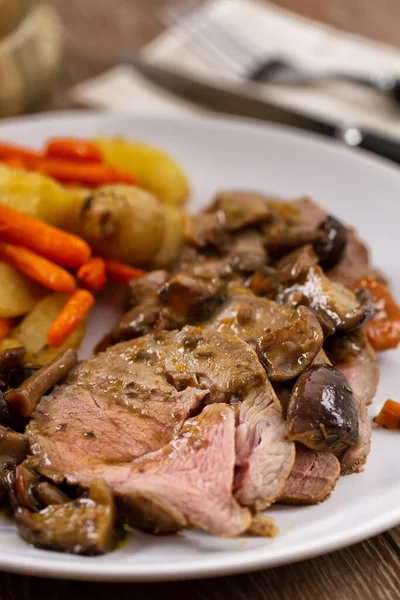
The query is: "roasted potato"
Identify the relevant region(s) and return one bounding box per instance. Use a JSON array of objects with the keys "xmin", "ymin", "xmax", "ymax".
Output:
[
  {"xmin": 151, "ymin": 206, "xmax": 185, "ymax": 268},
  {"xmin": 80, "ymin": 184, "xmax": 165, "ymax": 265},
  {"xmin": 95, "ymin": 138, "xmax": 189, "ymax": 207},
  {"xmin": 0, "ymin": 338, "xmax": 22, "ymax": 352},
  {"xmin": 0, "ymin": 262, "xmax": 44, "ymax": 318},
  {"xmin": 0, "ymin": 165, "xmax": 70, "ymax": 225},
  {"xmin": 12, "ymin": 294, "xmax": 86, "ymax": 365}
]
